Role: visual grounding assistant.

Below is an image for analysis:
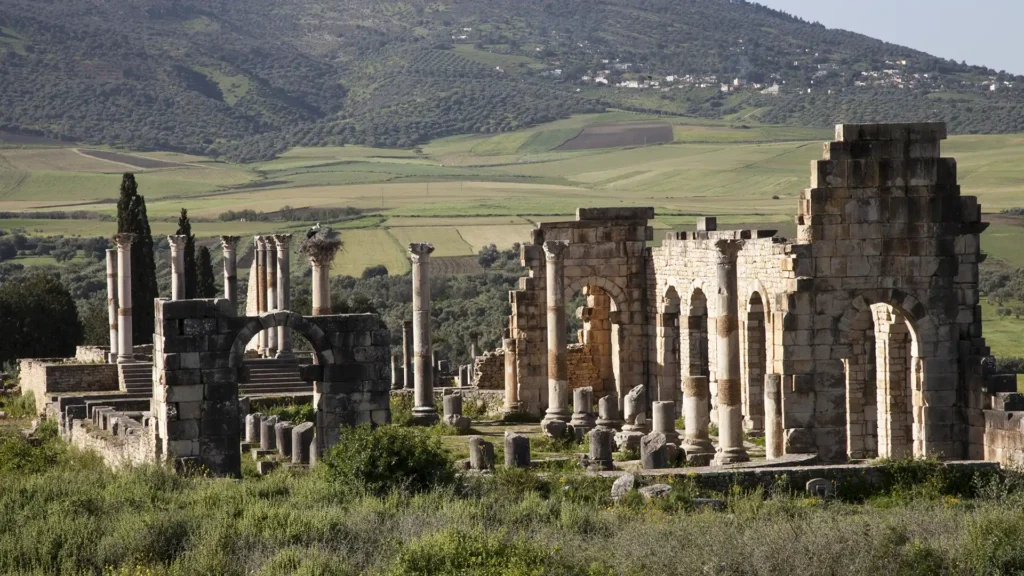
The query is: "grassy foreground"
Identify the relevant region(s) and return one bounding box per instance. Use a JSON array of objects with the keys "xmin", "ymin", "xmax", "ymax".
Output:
[{"xmin": 2, "ymin": 418, "xmax": 1024, "ymax": 576}]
